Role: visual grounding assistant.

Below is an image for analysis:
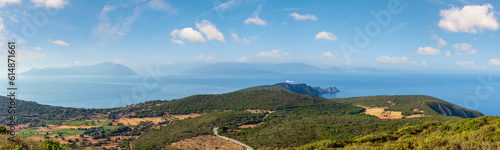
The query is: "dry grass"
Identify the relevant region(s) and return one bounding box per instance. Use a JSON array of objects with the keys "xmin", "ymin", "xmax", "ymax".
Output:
[
  {"xmin": 244, "ymin": 109, "xmax": 274, "ymax": 114},
  {"xmin": 115, "ymin": 117, "xmax": 165, "ymax": 126},
  {"xmin": 239, "ymin": 122, "xmax": 266, "ymax": 129},
  {"xmin": 357, "ymin": 105, "xmax": 425, "ymax": 119},
  {"xmin": 169, "ymin": 113, "xmax": 204, "ymax": 121},
  {"xmin": 169, "ymin": 135, "xmax": 245, "ymax": 150}
]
